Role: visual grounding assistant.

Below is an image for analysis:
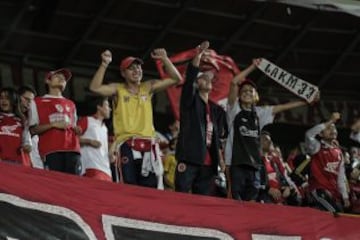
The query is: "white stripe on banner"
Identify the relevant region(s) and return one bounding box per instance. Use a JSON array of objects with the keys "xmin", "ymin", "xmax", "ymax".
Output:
[{"xmin": 256, "ymin": 58, "xmax": 319, "ymax": 103}]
